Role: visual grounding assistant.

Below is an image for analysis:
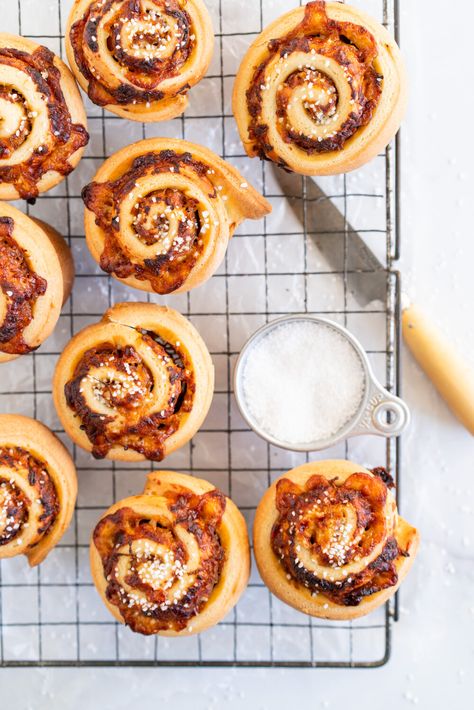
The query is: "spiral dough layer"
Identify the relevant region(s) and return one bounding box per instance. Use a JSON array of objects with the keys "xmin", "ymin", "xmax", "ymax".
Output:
[
  {"xmin": 90, "ymin": 471, "xmax": 250, "ymax": 635},
  {"xmin": 53, "ymin": 302, "xmax": 214, "ymax": 462},
  {"xmin": 0, "ymin": 34, "xmax": 89, "ymax": 200},
  {"xmin": 254, "ymin": 460, "xmax": 419, "ymax": 620},
  {"xmin": 82, "ymin": 138, "xmax": 271, "ymax": 294},
  {"xmin": 67, "ymin": 0, "xmax": 214, "ymax": 121},
  {"xmin": 0, "ymin": 203, "xmax": 74, "ymax": 363},
  {"xmin": 0, "ymin": 415, "xmax": 77, "ymax": 566},
  {"xmin": 233, "ymin": 1, "xmax": 406, "ymax": 175}
]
